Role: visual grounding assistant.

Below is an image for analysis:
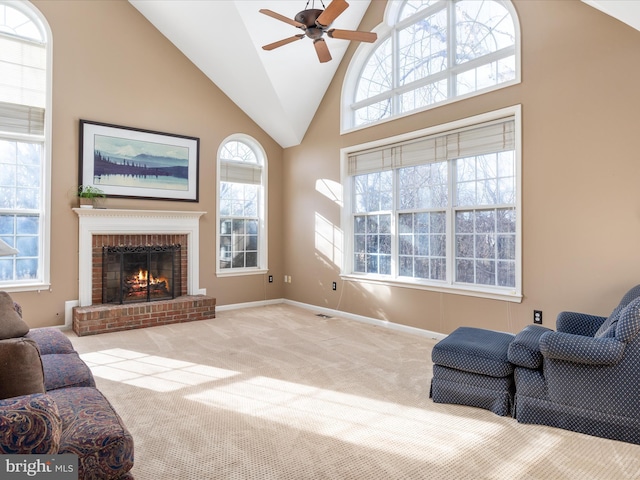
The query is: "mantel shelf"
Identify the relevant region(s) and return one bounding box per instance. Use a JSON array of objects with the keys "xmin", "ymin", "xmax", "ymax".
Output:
[{"xmin": 73, "ymin": 208, "xmax": 206, "ymax": 219}]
